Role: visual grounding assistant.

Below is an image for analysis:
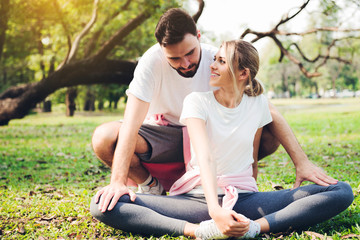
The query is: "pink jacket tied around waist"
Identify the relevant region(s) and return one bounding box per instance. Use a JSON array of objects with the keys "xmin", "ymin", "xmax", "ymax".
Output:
[{"xmin": 169, "ymin": 165, "xmax": 258, "ymax": 209}]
